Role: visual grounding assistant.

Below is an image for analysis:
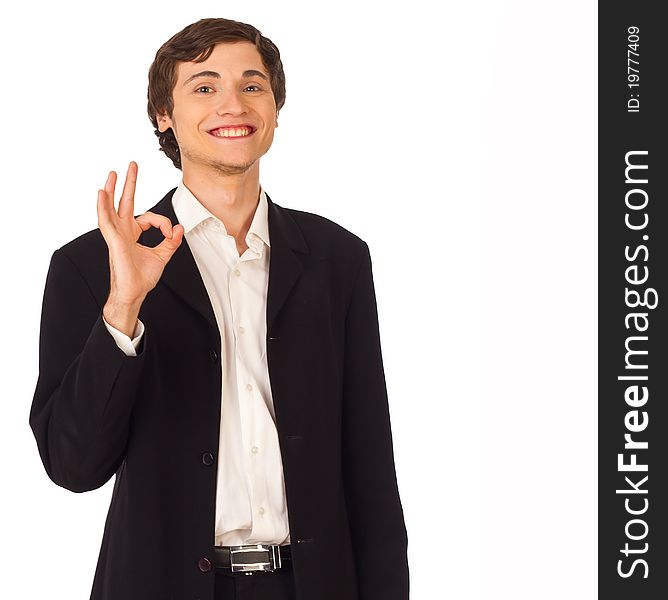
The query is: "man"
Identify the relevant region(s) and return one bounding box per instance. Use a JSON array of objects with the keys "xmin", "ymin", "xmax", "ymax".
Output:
[{"xmin": 29, "ymin": 17, "xmax": 408, "ymax": 600}]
